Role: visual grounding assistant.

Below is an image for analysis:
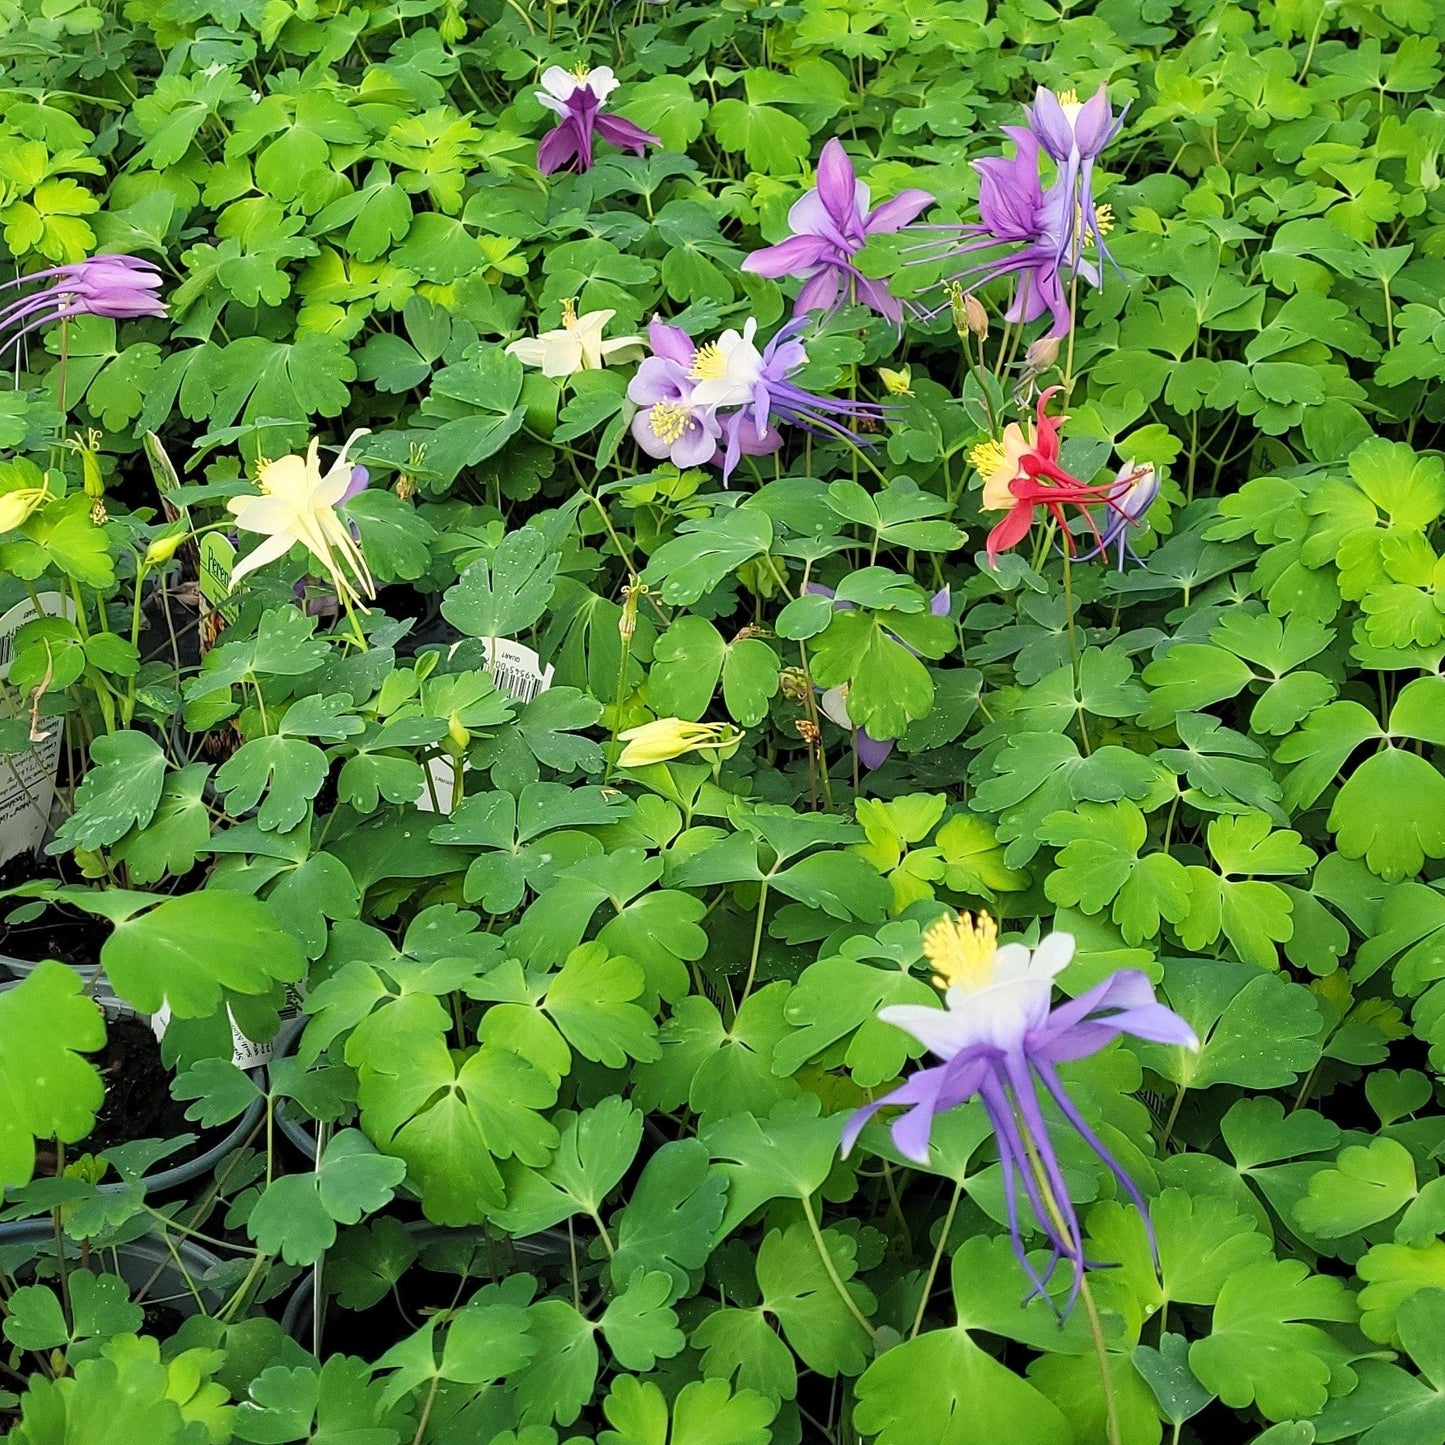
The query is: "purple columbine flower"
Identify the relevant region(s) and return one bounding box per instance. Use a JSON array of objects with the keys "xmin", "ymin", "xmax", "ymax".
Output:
[
  {"xmin": 811, "ymin": 583, "xmax": 951, "ymax": 770},
  {"xmin": 535, "ymin": 65, "xmax": 660, "ymax": 176},
  {"xmin": 627, "ymin": 319, "xmax": 724, "ymax": 468},
  {"xmin": 741, "ymin": 138, "xmax": 932, "ymax": 322},
  {"xmin": 687, "ymin": 317, "xmax": 891, "ymax": 482},
  {"xmin": 842, "ymin": 913, "xmax": 1197, "ymax": 1315},
  {"xmin": 1025, "ymin": 86, "xmax": 1124, "ymax": 269},
  {"xmin": 0, "ymin": 255, "xmax": 166, "ymax": 357},
  {"xmin": 1083, "ymin": 460, "xmax": 1158, "ymax": 570}
]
